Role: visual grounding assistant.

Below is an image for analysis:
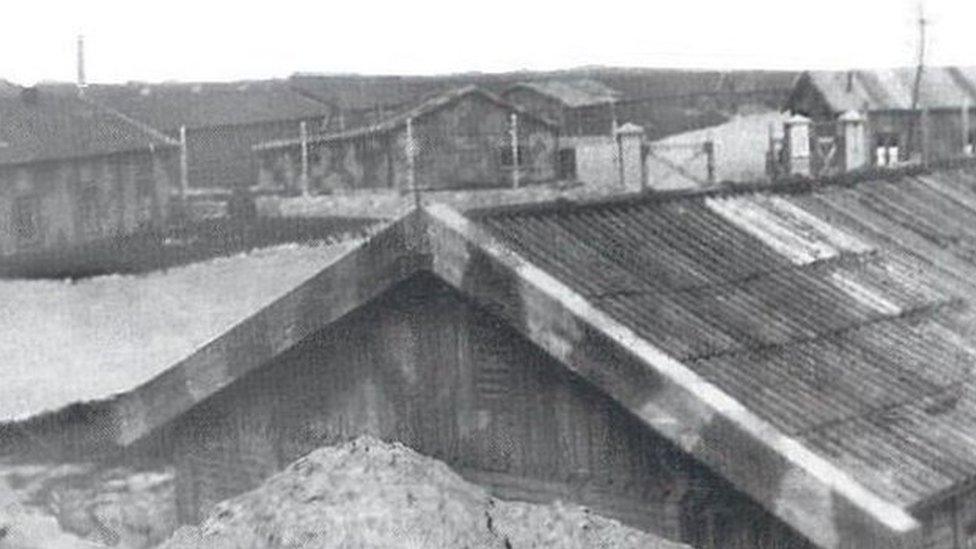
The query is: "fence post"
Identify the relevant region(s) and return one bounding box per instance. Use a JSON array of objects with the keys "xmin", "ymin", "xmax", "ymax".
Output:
[
  {"xmin": 704, "ymin": 140, "xmax": 716, "ymax": 184},
  {"xmin": 510, "ymin": 113, "xmax": 520, "ymax": 189},
  {"xmin": 299, "ymin": 121, "xmax": 309, "ymax": 196},
  {"xmin": 610, "ymin": 99, "xmax": 618, "ymax": 135},
  {"xmin": 178, "ymin": 125, "xmax": 188, "ymax": 199},
  {"xmin": 839, "ymin": 110, "xmax": 868, "ymax": 171},
  {"xmin": 406, "ymin": 117, "xmax": 419, "ymax": 205},
  {"xmin": 963, "ymin": 99, "xmax": 971, "ymax": 156},
  {"xmin": 921, "ymin": 106, "xmax": 931, "ymax": 166},
  {"xmin": 784, "ymin": 114, "xmax": 811, "ymax": 177}
]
